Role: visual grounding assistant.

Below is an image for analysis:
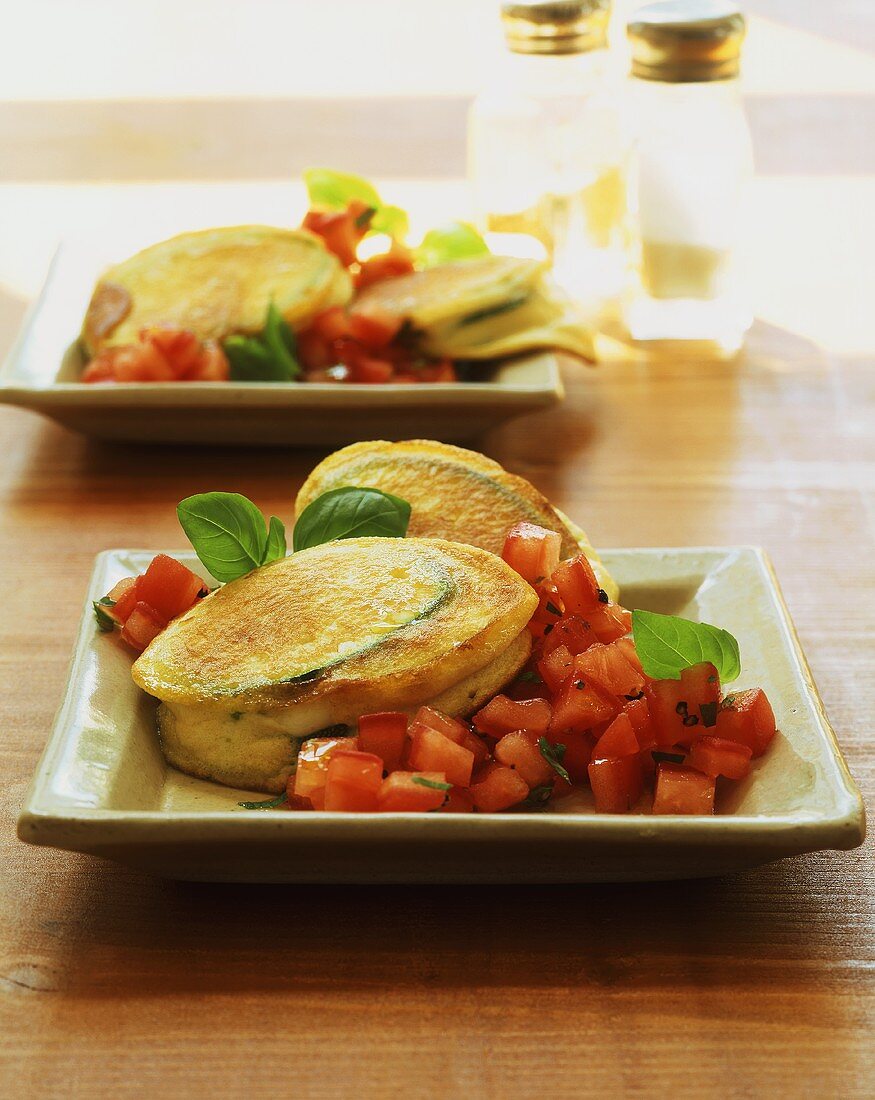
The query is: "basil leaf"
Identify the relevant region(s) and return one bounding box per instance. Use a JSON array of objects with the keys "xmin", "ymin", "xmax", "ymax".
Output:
[
  {"xmin": 292, "ymin": 487, "xmax": 411, "ymax": 552},
  {"xmin": 522, "ymin": 784, "xmax": 554, "ymax": 809},
  {"xmin": 631, "ymin": 610, "xmax": 741, "ymax": 682},
  {"xmin": 177, "ymin": 492, "xmax": 270, "ymax": 582},
  {"xmin": 304, "ymin": 167, "xmax": 382, "ymax": 211},
  {"xmin": 411, "ymin": 777, "xmax": 452, "ymax": 791},
  {"xmin": 265, "ymin": 515, "xmax": 287, "ymax": 564},
  {"xmin": 223, "ymin": 302, "xmax": 300, "ymax": 382},
  {"xmin": 415, "ymin": 222, "xmax": 489, "ymax": 268},
  {"xmin": 237, "ymin": 793, "xmax": 287, "ymax": 810},
  {"xmin": 538, "ymin": 738, "xmax": 571, "ymax": 784},
  {"xmin": 371, "ymin": 204, "xmax": 409, "ymax": 240},
  {"xmin": 93, "ymin": 597, "xmax": 116, "ymax": 632}
]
